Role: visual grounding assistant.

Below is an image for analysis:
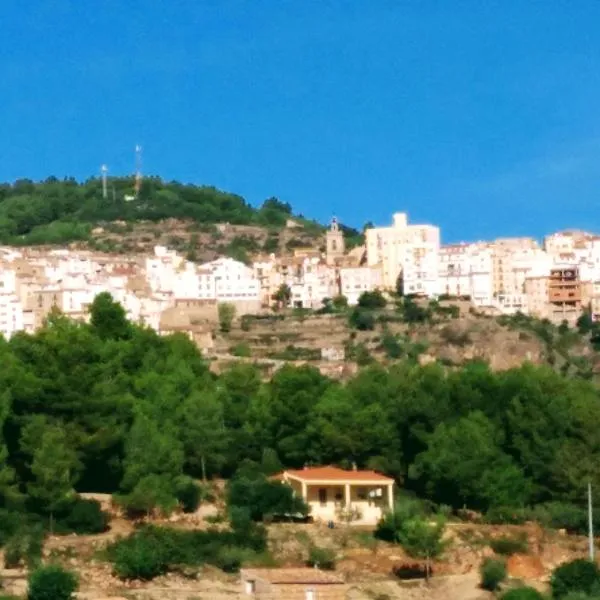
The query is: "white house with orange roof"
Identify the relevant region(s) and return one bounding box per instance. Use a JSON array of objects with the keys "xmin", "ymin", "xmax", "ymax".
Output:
[{"xmin": 276, "ymin": 466, "xmax": 394, "ymax": 526}]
